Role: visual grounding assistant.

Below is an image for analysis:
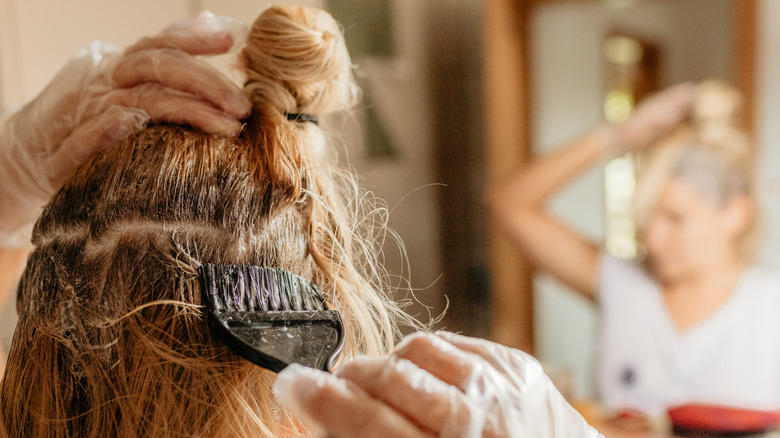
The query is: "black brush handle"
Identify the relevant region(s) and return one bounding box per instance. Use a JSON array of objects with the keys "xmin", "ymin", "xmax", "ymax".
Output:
[{"xmin": 208, "ymin": 310, "xmax": 344, "ymax": 373}]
